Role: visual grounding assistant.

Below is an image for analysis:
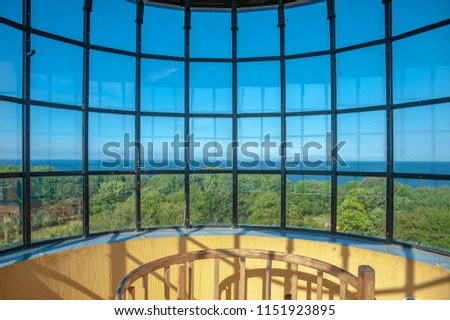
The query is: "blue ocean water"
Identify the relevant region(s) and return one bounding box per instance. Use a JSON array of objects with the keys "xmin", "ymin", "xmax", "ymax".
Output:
[{"xmin": 1, "ymin": 160, "xmax": 449, "ymax": 187}]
